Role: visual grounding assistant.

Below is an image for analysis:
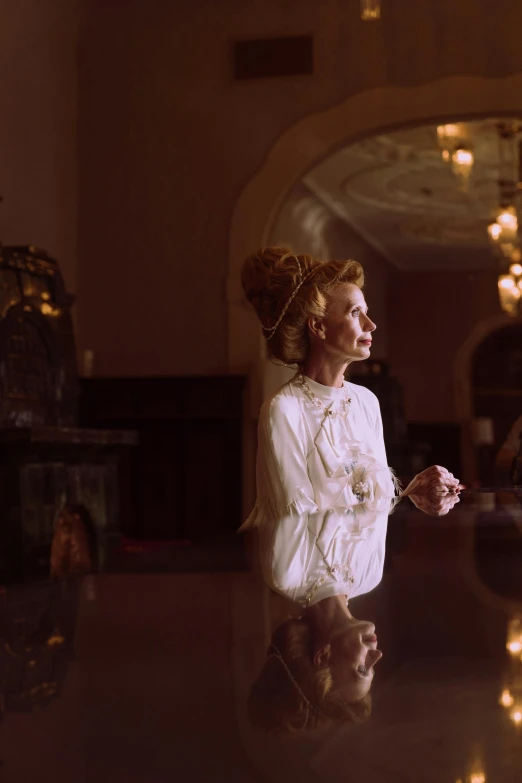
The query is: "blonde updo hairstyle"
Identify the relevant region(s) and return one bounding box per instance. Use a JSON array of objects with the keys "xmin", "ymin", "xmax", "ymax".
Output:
[
  {"xmin": 241, "ymin": 247, "xmax": 364, "ymax": 365},
  {"xmin": 247, "ymin": 618, "xmax": 371, "ymax": 736}
]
